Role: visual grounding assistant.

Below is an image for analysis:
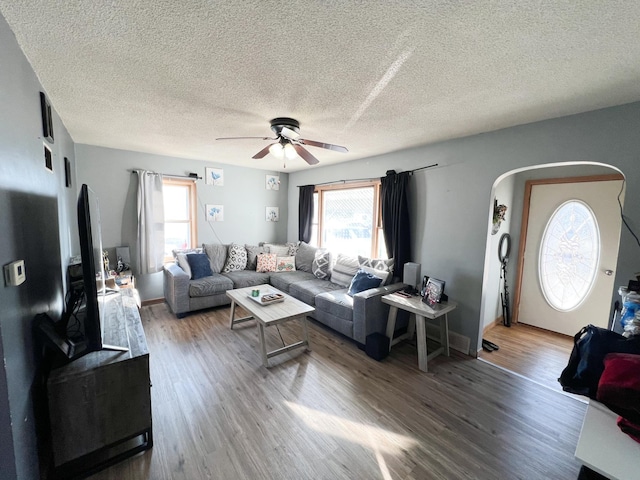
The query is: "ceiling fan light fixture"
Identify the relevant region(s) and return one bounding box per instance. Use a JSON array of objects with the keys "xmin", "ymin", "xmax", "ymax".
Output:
[
  {"xmin": 283, "ymin": 142, "xmax": 297, "ymax": 160},
  {"xmin": 269, "ymin": 142, "xmax": 284, "ymax": 159}
]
